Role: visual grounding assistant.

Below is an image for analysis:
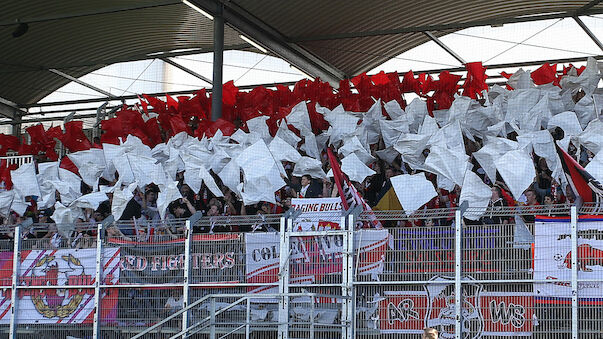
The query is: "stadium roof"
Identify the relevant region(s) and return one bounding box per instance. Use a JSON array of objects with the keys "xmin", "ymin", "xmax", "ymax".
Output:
[{"xmin": 1, "ymin": 0, "xmax": 602, "ymax": 114}]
